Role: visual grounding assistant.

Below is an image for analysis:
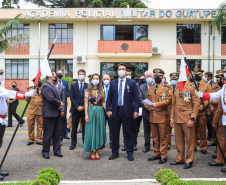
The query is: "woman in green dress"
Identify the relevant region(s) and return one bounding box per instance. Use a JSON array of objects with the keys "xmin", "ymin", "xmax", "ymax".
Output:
[{"xmin": 83, "ymin": 73, "xmax": 106, "ymax": 160}]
